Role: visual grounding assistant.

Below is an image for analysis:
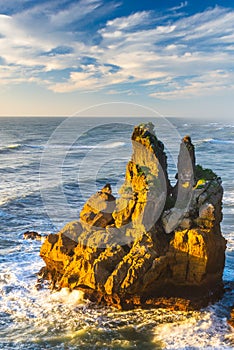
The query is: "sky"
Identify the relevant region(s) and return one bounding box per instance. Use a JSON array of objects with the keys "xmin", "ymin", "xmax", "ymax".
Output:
[{"xmin": 0, "ymin": 0, "xmax": 233, "ymax": 118}]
